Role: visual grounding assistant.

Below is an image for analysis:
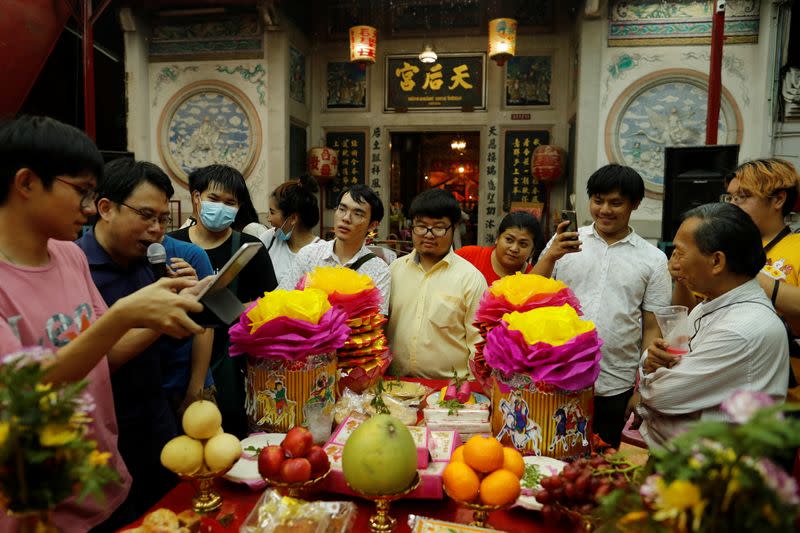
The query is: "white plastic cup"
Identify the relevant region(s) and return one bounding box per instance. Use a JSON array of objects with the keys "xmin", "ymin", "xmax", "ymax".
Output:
[
  {"xmin": 654, "ymin": 305, "xmax": 690, "ymax": 355},
  {"xmin": 302, "ymin": 402, "xmax": 334, "ymax": 445}
]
